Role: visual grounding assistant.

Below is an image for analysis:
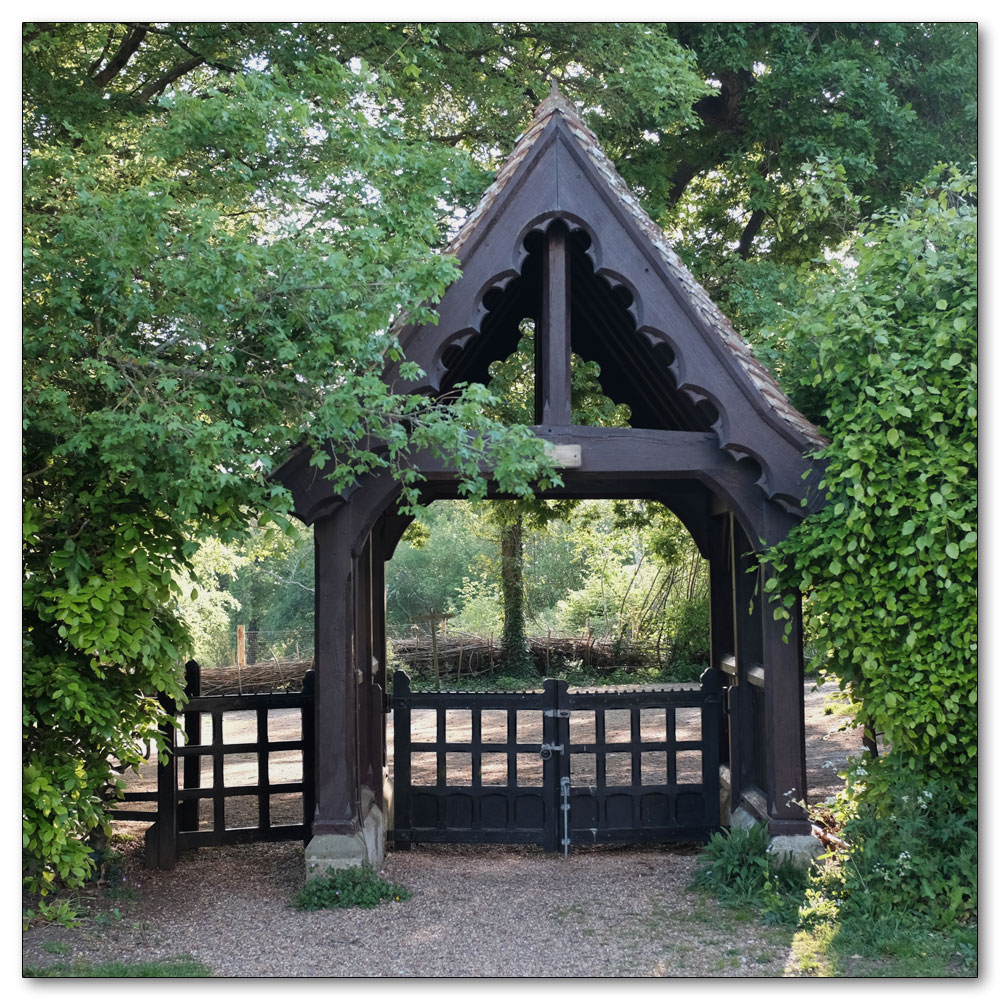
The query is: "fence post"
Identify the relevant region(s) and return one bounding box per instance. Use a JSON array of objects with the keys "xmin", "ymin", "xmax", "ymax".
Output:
[
  {"xmin": 179, "ymin": 660, "xmax": 201, "ymax": 833},
  {"xmin": 302, "ymin": 669, "xmax": 316, "ymax": 842},
  {"xmin": 146, "ymin": 691, "xmax": 178, "ymax": 870},
  {"xmin": 700, "ymin": 666, "xmax": 723, "ymax": 829},
  {"xmin": 391, "ymin": 670, "xmax": 412, "ymax": 850}
]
